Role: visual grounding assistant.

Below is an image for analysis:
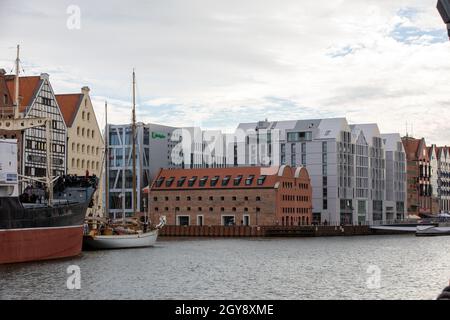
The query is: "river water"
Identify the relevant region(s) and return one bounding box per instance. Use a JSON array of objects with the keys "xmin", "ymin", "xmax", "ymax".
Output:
[{"xmin": 1, "ymin": 235, "xmax": 449, "ymax": 300}]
